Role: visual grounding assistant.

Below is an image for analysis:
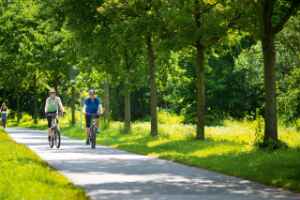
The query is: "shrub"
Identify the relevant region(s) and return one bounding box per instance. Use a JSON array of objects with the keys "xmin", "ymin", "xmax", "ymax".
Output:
[{"xmin": 158, "ymin": 109, "xmax": 184, "ymax": 124}]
